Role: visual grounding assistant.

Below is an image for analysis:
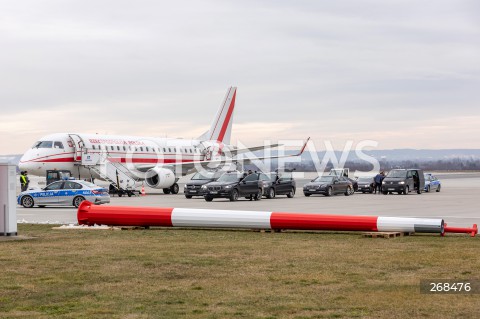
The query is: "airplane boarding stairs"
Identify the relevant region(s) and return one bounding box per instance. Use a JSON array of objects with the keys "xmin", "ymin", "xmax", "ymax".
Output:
[{"xmin": 81, "ymin": 151, "xmax": 140, "ymax": 195}]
